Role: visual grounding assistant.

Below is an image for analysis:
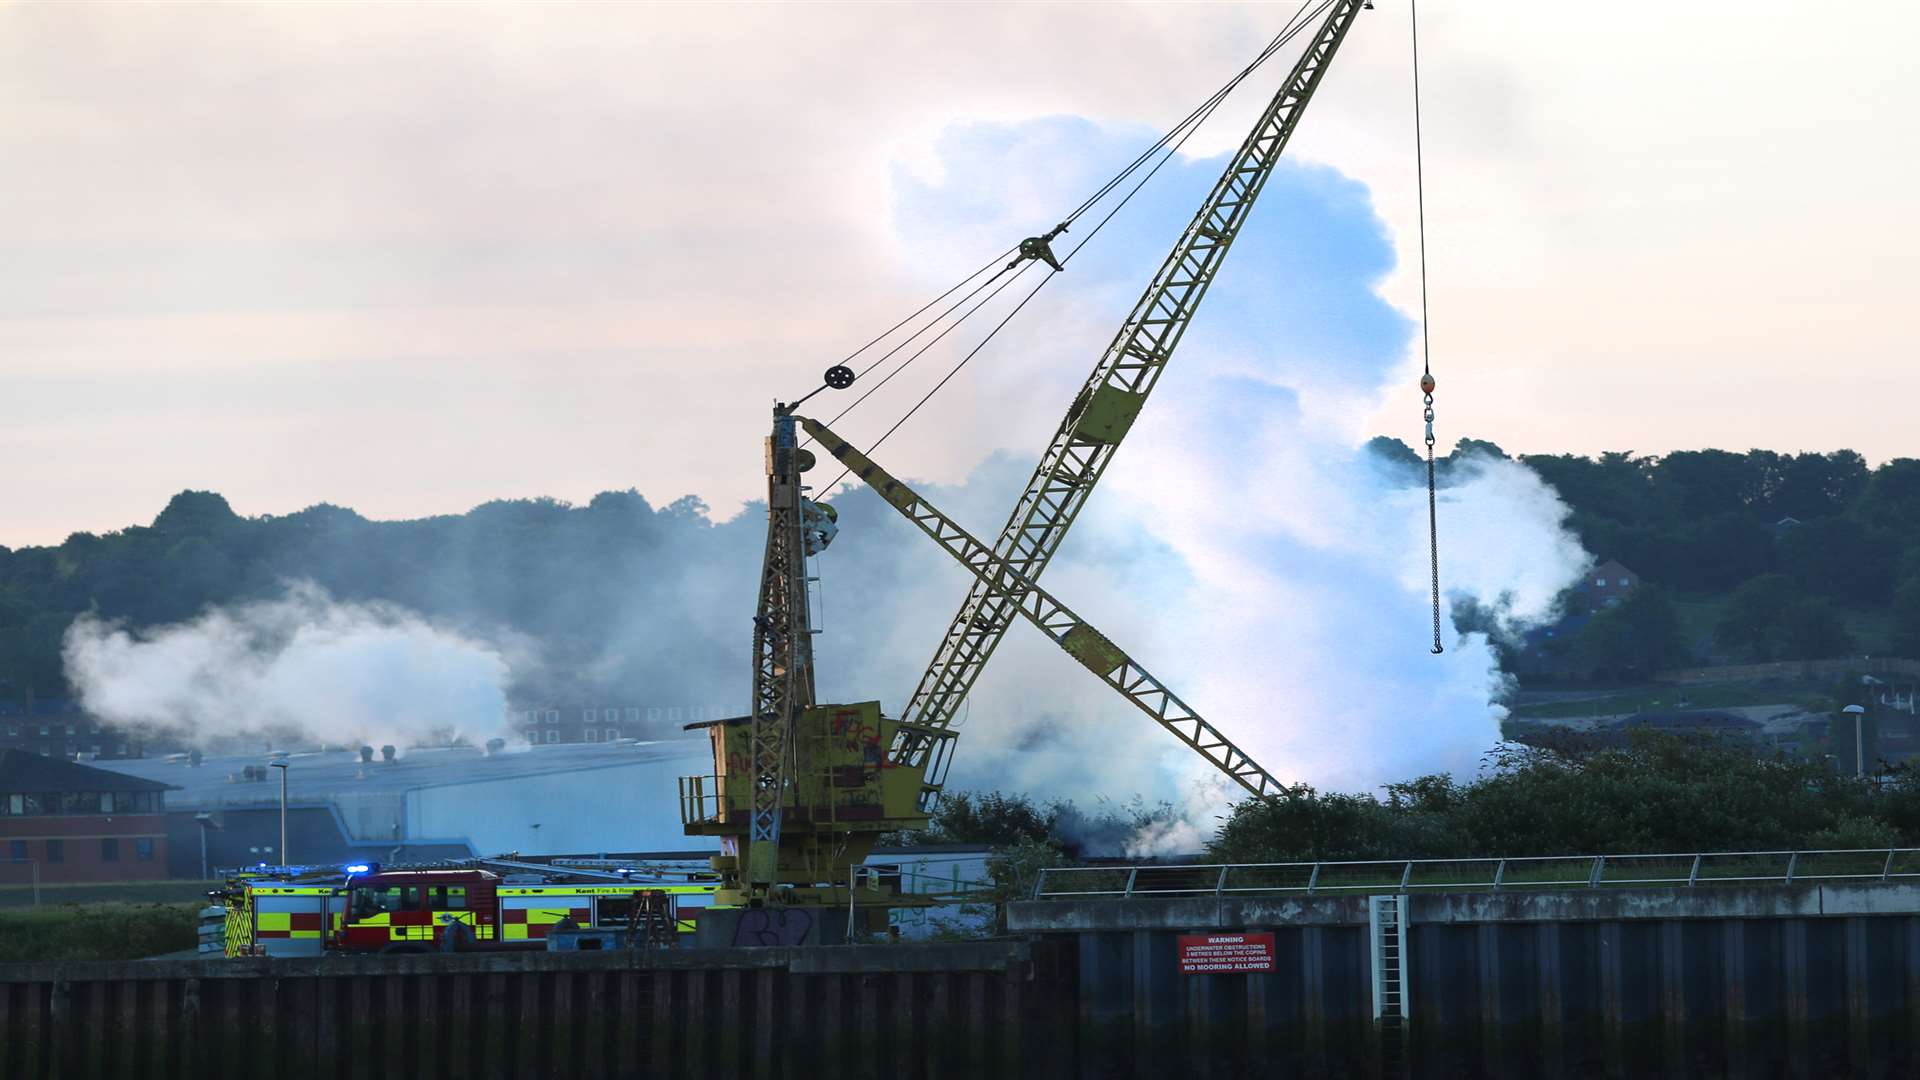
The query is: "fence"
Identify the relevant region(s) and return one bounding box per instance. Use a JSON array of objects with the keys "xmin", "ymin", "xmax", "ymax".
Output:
[{"xmin": 1033, "ymin": 847, "xmax": 1920, "ymax": 900}]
